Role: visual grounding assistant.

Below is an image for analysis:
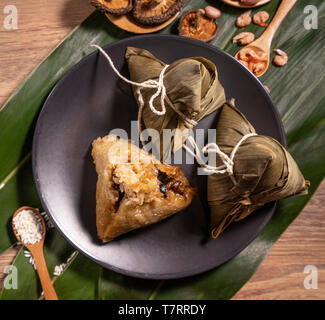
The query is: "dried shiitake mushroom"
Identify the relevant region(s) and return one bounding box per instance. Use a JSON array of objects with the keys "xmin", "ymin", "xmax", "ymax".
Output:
[
  {"xmin": 132, "ymin": 0, "xmax": 186, "ymax": 26},
  {"xmin": 90, "ymin": 0, "xmax": 133, "ymax": 16},
  {"xmin": 178, "ymin": 9, "xmax": 219, "ymax": 42}
]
